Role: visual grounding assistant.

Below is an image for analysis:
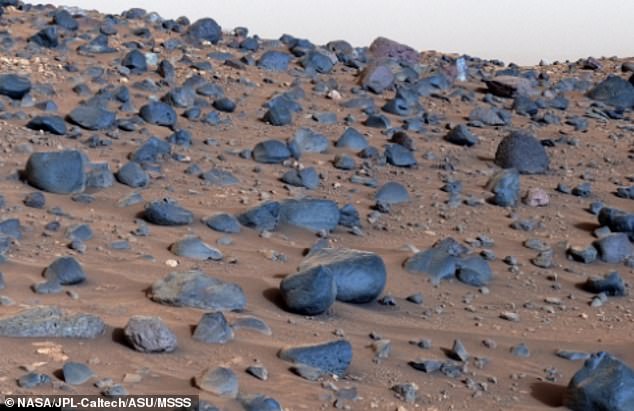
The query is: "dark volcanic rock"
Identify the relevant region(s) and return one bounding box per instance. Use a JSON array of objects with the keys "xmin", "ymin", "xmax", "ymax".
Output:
[
  {"xmin": 564, "ymin": 352, "xmax": 634, "ymax": 411},
  {"xmin": 252, "ymin": 140, "xmax": 291, "ymax": 163},
  {"xmin": 238, "ymin": 201, "xmax": 280, "ymax": 231},
  {"xmin": 196, "ymin": 367, "xmax": 238, "ymax": 398},
  {"xmin": 27, "ymin": 115, "xmax": 66, "ymax": 135},
  {"xmin": 485, "ymin": 75, "xmax": 535, "ymax": 98},
  {"xmin": 0, "ymin": 306, "xmax": 104, "ymax": 338},
  {"xmin": 25, "ymin": 150, "xmax": 86, "ymax": 194},
  {"xmin": 592, "ymin": 233, "xmax": 633, "ymax": 263},
  {"xmin": 335, "ymin": 127, "xmax": 368, "ymax": 151},
  {"xmin": 62, "ymin": 362, "xmax": 94, "ymax": 385},
  {"xmin": 487, "ymin": 168, "xmax": 520, "ymax": 207},
  {"xmin": 582, "ymin": 272, "xmax": 626, "ymax": 297},
  {"xmin": 139, "ymin": 101, "xmax": 177, "ymax": 127},
  {"xmin": 144, "ymin": 199, "xmax": 193, "ymax": 226},
  {"xmin": 281, "ymin": 167, "xmax": 319, "ymax": 189},
  {"xmin": 369, "ymin": 36, "xmax": 419, "ymax": 66},
  {"xmin": 150, "ymin": 270, "xmax": 246, "ymax": 311},
  {"xmin": 279, "ymin": 198, "xmax": 340, "ymax": 232},
  {"xmin": 360, "ymin": 63, "xmax": 394, "ymax": 94},
  {"xmin": 116, "ymin": 162, "xmax": 149, "ymax": 188},
  {"xmin": 241, "ymin": 395, "xmax": 282, "ymax": 411},
  {"xmin": 121, "ymin": 49, "xmax": 148, "ymax": 73},
  {"xmin": 192, "ymin": 312, "xmax": 234, "ymax": 344},
  {"xmin": 586, "ymin": 75, "xmax": 634, "ymax": 108},
  {"xmin": 257, "ymin": 50, "xmax": 291, "ymax": 71},
  {"xmin": 280, "ymin": 265, "xmax": 337, "ymax": 315},
  {"xmin": 403, "ymin": 238, "xmax": 469, "ymax": 284},
  {"xmin": 186, "ymin": 18, "xmax": 222, "ymax": 45},
  {"xmin": 68, "ymin": 105, "xmax": 116, "ymax": 130},
  {"xmin": 278, "ymin": 340, "xmax": 353, "ymax": 375},
  {"xmin": 445, "ymin": 124, "xmax": 479, "ymax": 146},
  {"xmin": 44, "ymin": 256, "xmax": 86, "ymax": 285},
  {"xmin": 385, "ymin": 144, "xmax": 416, "ymax": 167},
  {"xmin": 298, "ymin": 248, "xmax": 386, "ymax": 303},
  {"xmin": 169, "ymin": 235, "xmax": 223, "ymax": 261},
  {"xmin": 124, "ymin": 315, "xmax": 177, "ymax": 353},
  {"xmin": 288, "ymin": 128, "xmax": 329, "ymax": 157},
  {"xmin": 375, "ymin": 181, "xmax": 409, "ymax": 205},
  {"xmin": 0, "ymin": 74, "xmax": 31, "ymax": 99},
  {"xmin": 494, "ymin": 131, "xmax": 549, "ymax": 174},
  {"xmin": 204, "ymin": 213, "xmax": 241, "ymax": 233}
]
